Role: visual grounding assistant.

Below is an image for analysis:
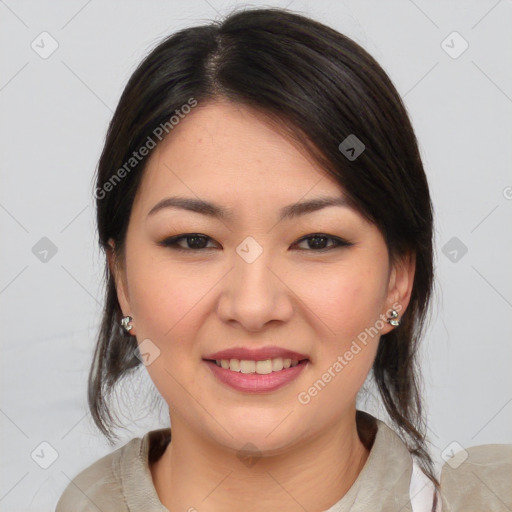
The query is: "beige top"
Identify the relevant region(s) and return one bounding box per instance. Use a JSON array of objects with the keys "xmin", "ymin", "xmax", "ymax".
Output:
[{"xmin": 55, "ymin": 411, "xmax": 511, "ymax": 512}]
